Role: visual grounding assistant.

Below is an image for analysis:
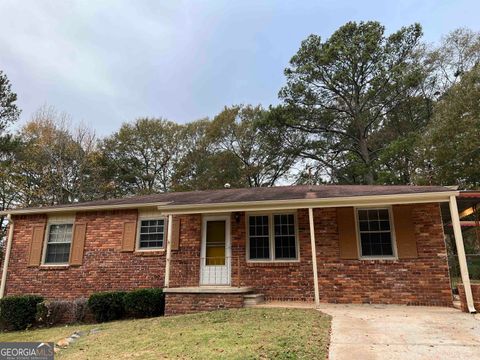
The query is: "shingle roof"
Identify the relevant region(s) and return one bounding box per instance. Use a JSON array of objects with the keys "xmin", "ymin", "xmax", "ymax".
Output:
[{"xmin": 6, "ymin": 185, "xmax": 454, "ymax": 214}]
